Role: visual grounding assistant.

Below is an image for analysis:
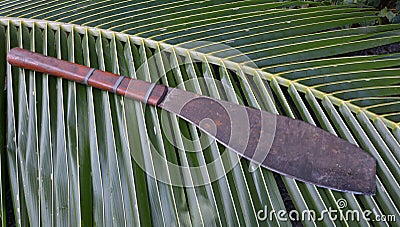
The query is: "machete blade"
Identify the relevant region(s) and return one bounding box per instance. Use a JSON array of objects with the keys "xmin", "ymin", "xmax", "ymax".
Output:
[
  {"xmin": 159, "ymin": 88, "xmax": 376, "ymax": 195},
  {"xmin": 5, "ymin": 48, "xmax": 376, "ymax": 194}
]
